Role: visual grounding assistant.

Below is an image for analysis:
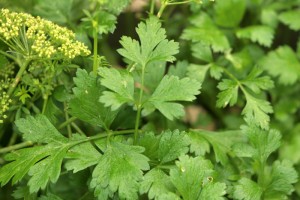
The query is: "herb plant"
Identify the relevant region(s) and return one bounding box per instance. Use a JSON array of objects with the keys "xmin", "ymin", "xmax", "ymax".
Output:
[{"xmin": 0, "ymin": 0, "xmax": 299, "ymax": 199}]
